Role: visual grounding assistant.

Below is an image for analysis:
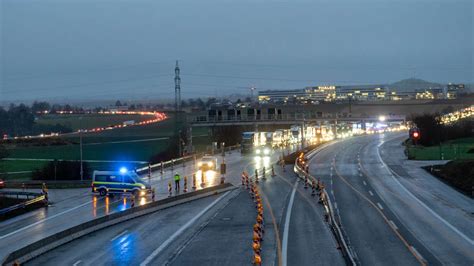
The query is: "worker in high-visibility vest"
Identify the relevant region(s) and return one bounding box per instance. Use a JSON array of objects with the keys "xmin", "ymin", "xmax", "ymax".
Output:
[{"xmin": 174, "ymin": 172, "xmax": 181, "ymax": 191}]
